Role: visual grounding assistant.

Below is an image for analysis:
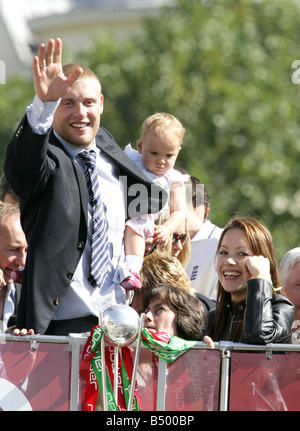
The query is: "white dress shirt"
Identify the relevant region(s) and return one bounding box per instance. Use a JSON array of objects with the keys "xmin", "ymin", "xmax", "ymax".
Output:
[
  {"xmin": 185, "ymin": 220, "xmax": 223, "ymax": 300},
  {"xmin": 0, "ymin": 283, "xmax": 15, "ymax": 332}
]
